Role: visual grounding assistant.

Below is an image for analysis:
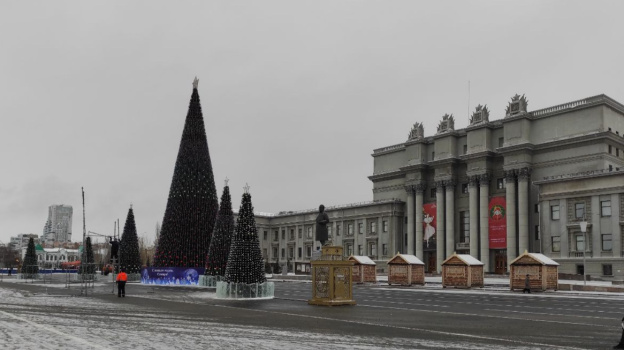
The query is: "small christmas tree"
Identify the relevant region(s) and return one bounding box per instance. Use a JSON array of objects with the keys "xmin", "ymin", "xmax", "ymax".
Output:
[
  {"xmin": 21, "ymin": 237, "xmax": 39, "ymax": 277},
  {"xmin": 120, "ymin": 205, "xmax": 142, "ymax": 274},
  {"xmin": 224, "ymin": 184, "xmax": 266, "ymax": 284},
  {"xmin": 205, "ymin": 181, "xmax": 235, "ymax": 276},
  {"xmin": 80, "ymin": 237, "xmax": 96, "ymax": 275},
  {"xmin": 153, "ymin": 77, "xmax": 219, "ymax": 268}
]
